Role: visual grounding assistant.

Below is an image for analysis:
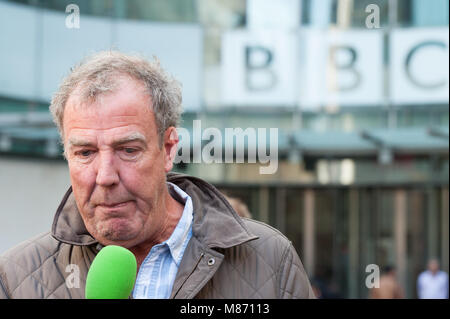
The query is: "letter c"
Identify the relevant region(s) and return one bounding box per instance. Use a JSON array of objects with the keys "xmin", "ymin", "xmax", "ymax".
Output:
[{"xmin": 405, "ymin": 41, "xmax": 447, "ymax": 89}]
